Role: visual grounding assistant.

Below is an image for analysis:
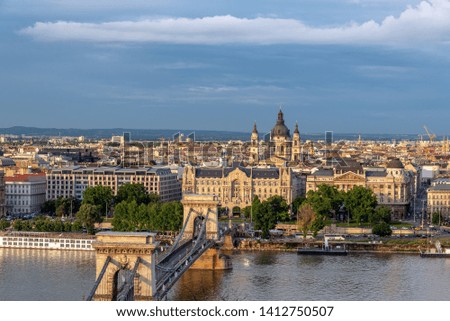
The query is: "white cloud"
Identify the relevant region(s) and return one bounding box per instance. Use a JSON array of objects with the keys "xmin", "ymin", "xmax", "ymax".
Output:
[{"xmin": 20, "ymin": 0, "xmax": 450, "ymax": 47}]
